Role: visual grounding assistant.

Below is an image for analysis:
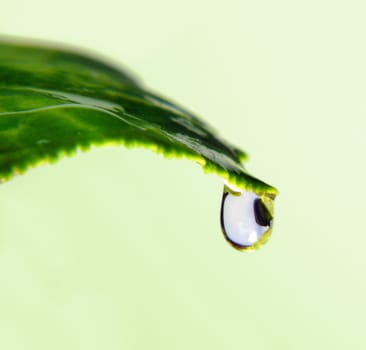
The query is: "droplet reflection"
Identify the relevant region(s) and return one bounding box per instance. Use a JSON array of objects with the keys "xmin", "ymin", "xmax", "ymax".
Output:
[{"xmin": 220, "ymin": 186, "xmax": 274, "ymax": 251}]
